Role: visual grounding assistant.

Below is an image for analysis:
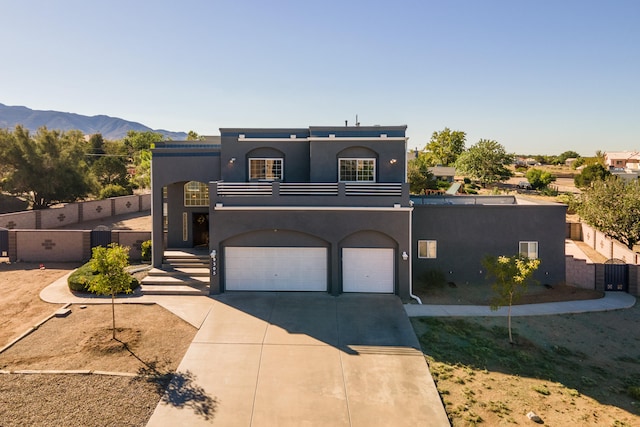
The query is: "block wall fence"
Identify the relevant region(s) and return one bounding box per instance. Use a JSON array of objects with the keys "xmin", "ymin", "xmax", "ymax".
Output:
[
  {"xmin": 0, "ymin": 194, "xmax": 150, "ymax": 263},
  {"xmin": 566, "ymin": 222, "xmax": 640, "ymax": 296}
]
